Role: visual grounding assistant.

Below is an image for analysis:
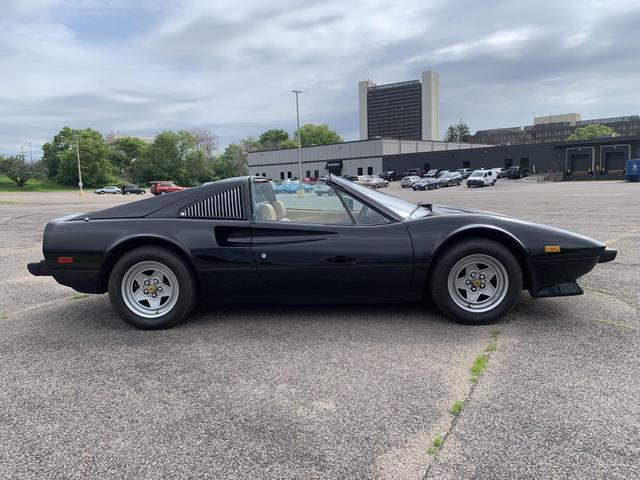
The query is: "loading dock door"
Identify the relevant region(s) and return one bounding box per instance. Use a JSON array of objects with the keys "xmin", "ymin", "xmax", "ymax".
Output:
[
  {"xmin": 570, "ymin": 154, "xmax": 591, "ymax": 173},
  {"xmin": 603, "ymin": 151, "xmax": 626, "ymax": 173}
]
